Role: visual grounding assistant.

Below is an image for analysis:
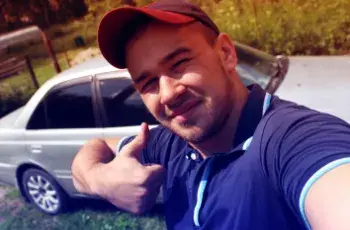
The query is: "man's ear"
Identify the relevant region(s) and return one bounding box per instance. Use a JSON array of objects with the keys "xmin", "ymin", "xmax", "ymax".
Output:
[{"xmin": 215, "ymin": 33, "xmax": 237, "ymax": 72}]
